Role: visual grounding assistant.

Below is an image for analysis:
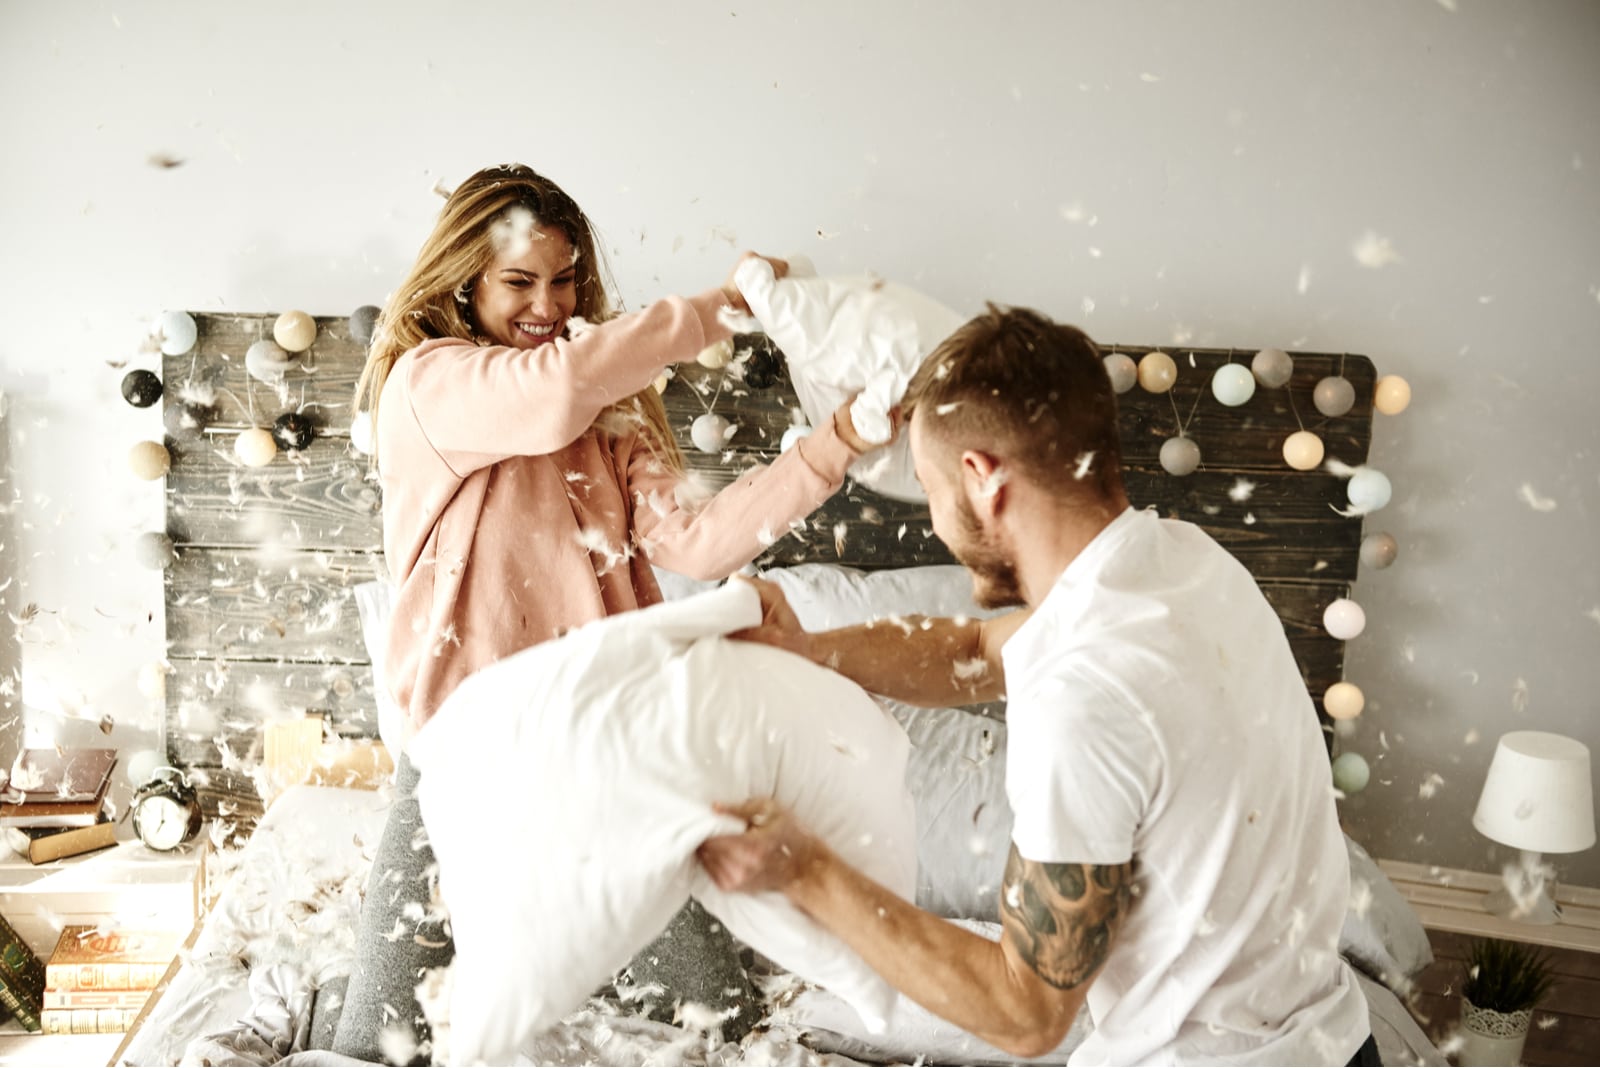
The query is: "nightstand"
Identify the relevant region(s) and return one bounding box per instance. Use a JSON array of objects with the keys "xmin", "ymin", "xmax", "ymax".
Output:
[
  {"xmin": 0, "ymin": 835, "xmax": 205, "ymax": 1065},
  {"xmin": 1377, "ymin": 859, "xmax": 1600, "ymax": 1067}
]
